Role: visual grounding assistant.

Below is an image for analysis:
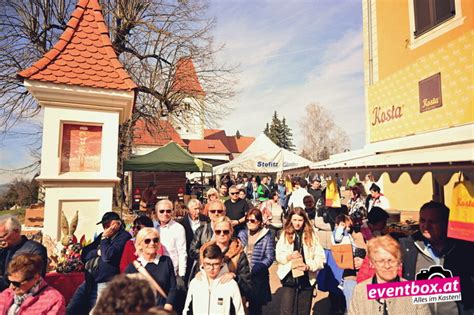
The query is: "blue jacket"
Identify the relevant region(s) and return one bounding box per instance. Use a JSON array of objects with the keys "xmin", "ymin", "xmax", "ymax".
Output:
[
  {"xmin": 82, "ymin": 228, "xmax": 131, "ymax": 283},
  {"xmin": 237, "ymin": 228, "xmax": 274, "ymax": 275}
]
